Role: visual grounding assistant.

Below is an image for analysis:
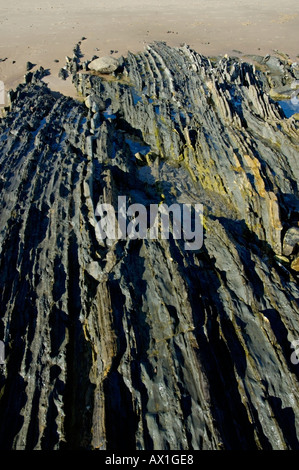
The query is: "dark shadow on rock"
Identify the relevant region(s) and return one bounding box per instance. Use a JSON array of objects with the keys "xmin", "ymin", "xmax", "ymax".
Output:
[
  {"xmin": 60, "ymin": 230, "xmax": 96, "ymax": 450},
  {"xmin": 0, "ymin": 370, "xmax": 27, "ymax": 449},
  {"xmin": 266, "ymin": 394, "xmax": 299, "ymax": 449},
  {"xmin": 104, "ymin": 239, "xmax": 153, "ymax": 450},
  {"xmin": 262, "ymin": 308, "xmax": 299, "ymax": 380},
  {"xmin": 166, "ymin": 218, "xmax": 277, "ymax": 449}
]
